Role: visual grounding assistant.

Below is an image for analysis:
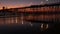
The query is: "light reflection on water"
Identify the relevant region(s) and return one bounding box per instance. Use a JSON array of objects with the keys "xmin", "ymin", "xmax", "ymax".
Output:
[
  {"xmin": 0, "ymin": 17, "xmax": 49, "ymax": 30},
  {"xmin": 0, "ymin": 15, "xmax": 55, "ymax": 31},
  {"xmin": 40, "ymin": 23, "xmax": 49, "ymax": 31},
  {"xmin": 0, "ymin": 14, "xmax": 59, "ymax": 24}
]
